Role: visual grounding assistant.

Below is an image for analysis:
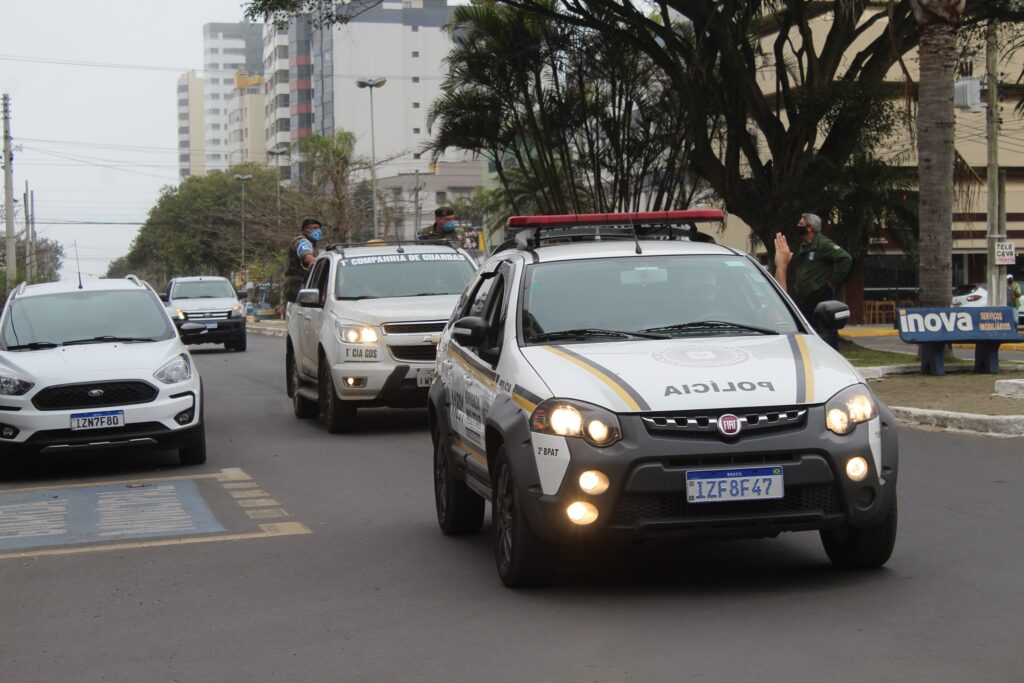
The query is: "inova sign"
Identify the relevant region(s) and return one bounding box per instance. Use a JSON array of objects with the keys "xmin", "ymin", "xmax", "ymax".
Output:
[{"xmin": 897, "ymin": 307, "xmax": 1018, "ymax": 344}]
